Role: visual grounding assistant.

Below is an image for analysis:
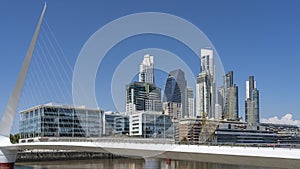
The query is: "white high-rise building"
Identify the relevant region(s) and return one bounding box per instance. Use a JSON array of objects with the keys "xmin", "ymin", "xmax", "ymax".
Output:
[
  {"xmin": 215, "ymin": 104, "xmax": 222, "ymax": 120},
  {"xmin": 186, "ymin": 88, "xmax": 195, "ymax": 117},
  {"xmin": 139, "ymin": 54, "xmax": 154, "ymax": 84},
  {"xmin": 201, "ymin": 48, "xmax": 215, "ymax": 80},
  {"xmin": 126, "ymin": 88, "xmax": 136, "ymax": 115},
  {"xmin": 196, "ymin": 48, "xmax": 216, "ymax": 118},
  {"xmin": 196, "ymin": 71, "xmax": 210, "ymax": 117}
]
